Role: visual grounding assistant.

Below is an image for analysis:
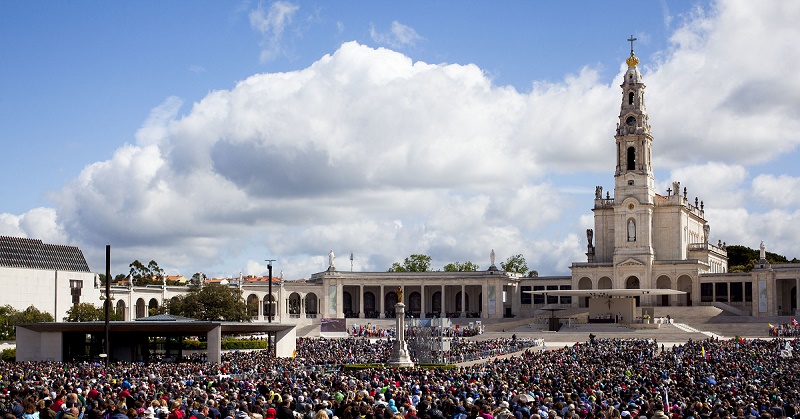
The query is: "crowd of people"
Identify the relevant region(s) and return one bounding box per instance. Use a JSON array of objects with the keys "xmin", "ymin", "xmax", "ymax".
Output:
[
  {"xmin": 2, "ymin": 336, "xmax": 800, "ymax": 419},
  {"xmin": 347, "ymin": 325, "xmax": 483, "ymax": 339},
  {"xmin": 294, "ymin": 337, "xmax": 541, "ymax": 365}
]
